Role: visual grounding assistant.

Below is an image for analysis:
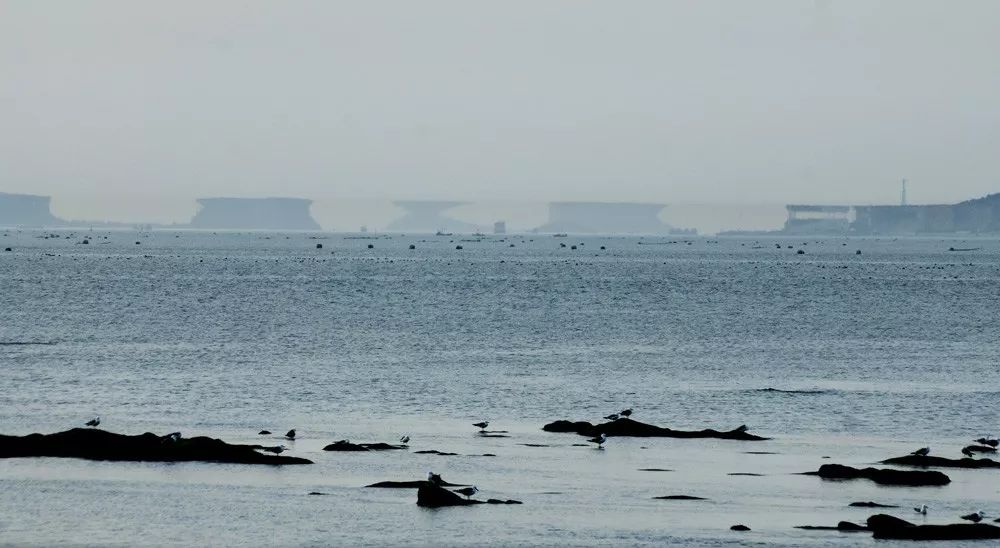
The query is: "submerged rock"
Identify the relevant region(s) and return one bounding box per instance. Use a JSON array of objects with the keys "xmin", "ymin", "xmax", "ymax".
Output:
[
  {"xmin": 413, "ymin": 449, "xmax": 459, "ymax": 456},
  {"xmin": 542, "ymin": 418, "xmax": 769, "ymax": 441},
  {"xmin": 0, "ymin": 428, "xmax": 312, "ymax": 465},
  {"xmin": 322, "ymin": 440, "xmax": 407, "ymax": 452},
  {"xmin": 730, "ymin": 524, "xmax": 751, "ymax": 531},
  {"xmin": 881, "ymin": 454, "xmax": 1000, "ymax": 469},
  {"xmin": 866, "ymin": 513, "xmax": 1000, "ymax": 540},
  {"xmin": 849, "ymin": 501, "xmax": 898, "ymax": 508},
  {"xmin": 795, "ymin": 521, "xmax": 868, "ymax": 532},
  {"xmin": 653, "ymin": 495, "xmax": 707, "ymax": 500},
  {"xmin": 805, "ymin": 464, "xmax": 950, "ymax": 486}
]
